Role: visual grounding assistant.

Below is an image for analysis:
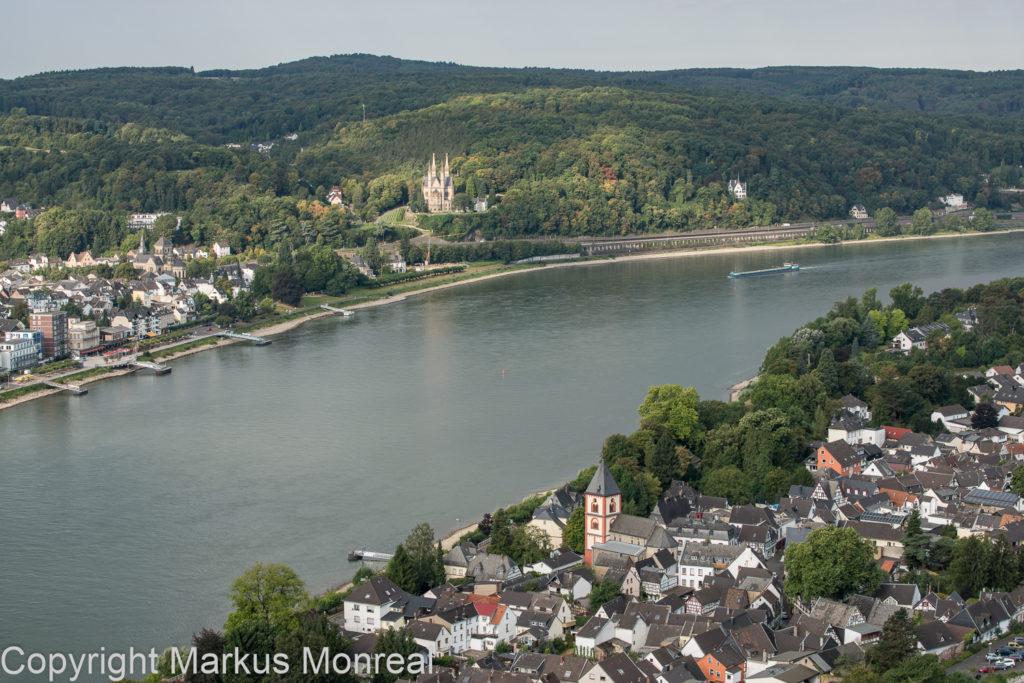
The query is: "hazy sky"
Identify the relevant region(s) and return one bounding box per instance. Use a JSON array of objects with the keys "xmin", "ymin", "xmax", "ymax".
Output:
[{"xmin": 3, "ymin": 0, "xmax": 1021, "ymax": 79}]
